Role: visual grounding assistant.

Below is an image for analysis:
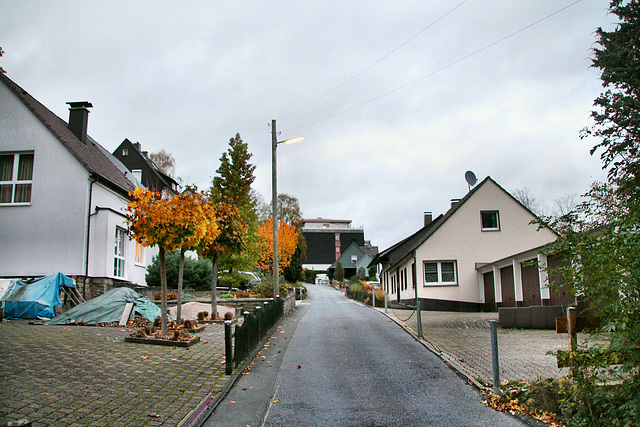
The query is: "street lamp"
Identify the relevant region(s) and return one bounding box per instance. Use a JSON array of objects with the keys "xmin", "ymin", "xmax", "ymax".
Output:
[{"xmin": 272, "ymin": 119, "xmax": 305, "ymax": 299}]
